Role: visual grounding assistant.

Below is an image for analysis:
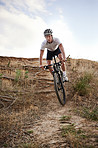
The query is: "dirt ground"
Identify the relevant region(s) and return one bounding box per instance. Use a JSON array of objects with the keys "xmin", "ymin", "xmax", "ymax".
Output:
[{"xmin": 0, "ymin": 56, "xmax": 98, "ymax": 148}]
